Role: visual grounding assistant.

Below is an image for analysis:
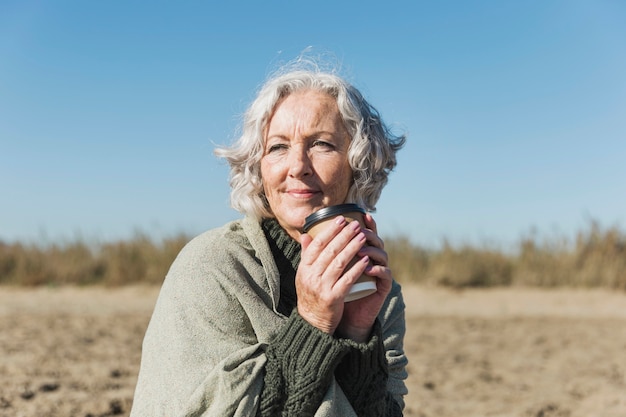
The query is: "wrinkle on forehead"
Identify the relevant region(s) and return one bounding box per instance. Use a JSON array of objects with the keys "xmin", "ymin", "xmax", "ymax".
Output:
[{"xmin": 265, "ymin": 90, "xmax": 347, "ymax": 142}]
